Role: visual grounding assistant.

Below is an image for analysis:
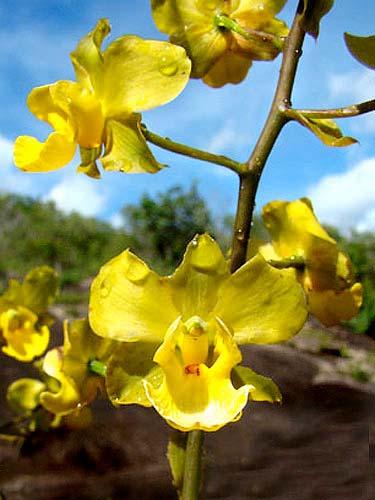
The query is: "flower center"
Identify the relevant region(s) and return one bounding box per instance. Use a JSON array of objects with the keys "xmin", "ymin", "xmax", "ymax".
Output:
[{"xmin": 181, "ymin": 316, "xmax": 209, "ymax": 375}]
